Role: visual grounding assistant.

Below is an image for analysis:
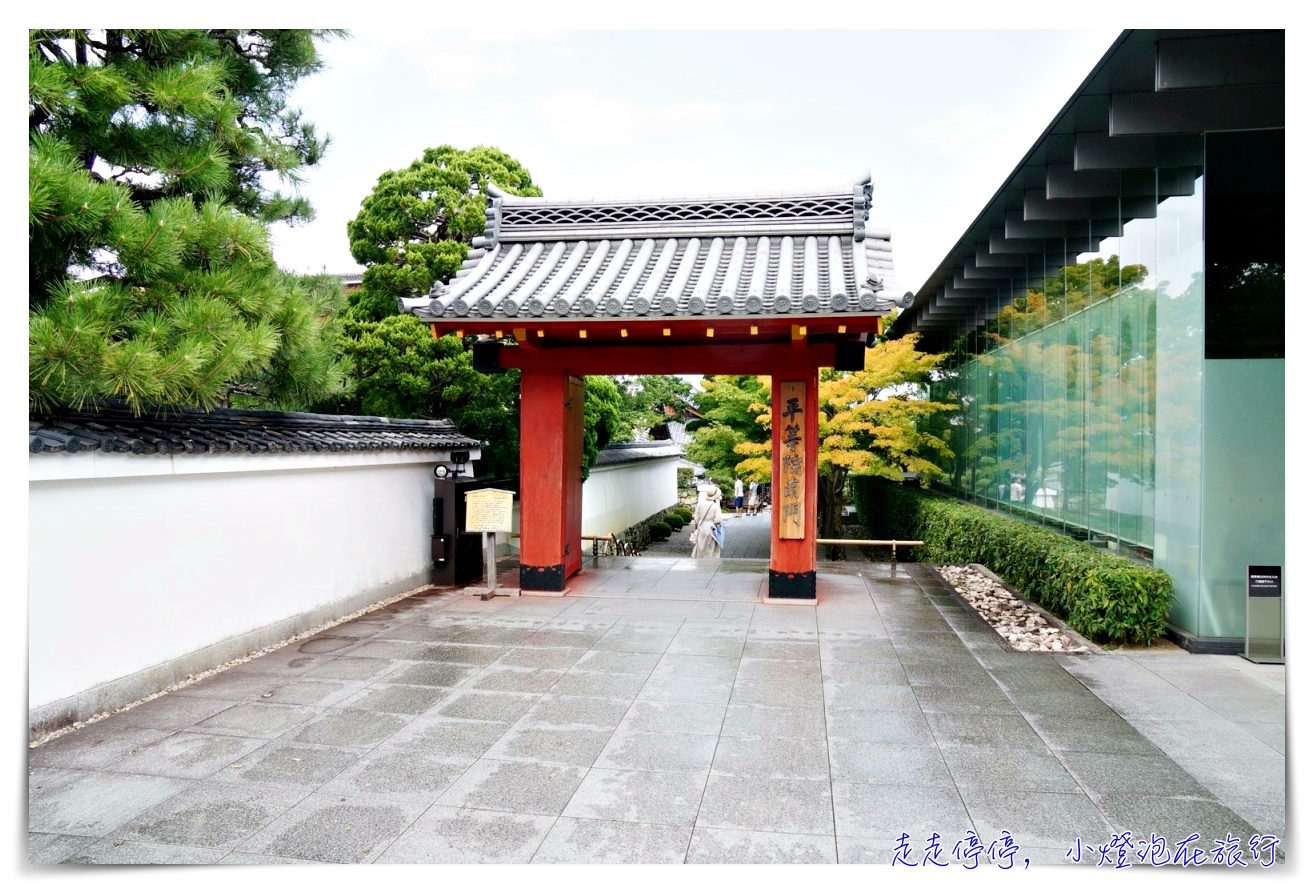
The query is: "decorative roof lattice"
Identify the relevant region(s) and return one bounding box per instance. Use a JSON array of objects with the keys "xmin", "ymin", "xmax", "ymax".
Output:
[{"xmin": 400, "ymin": 176, "xmax": 910, "ymax": 324}]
